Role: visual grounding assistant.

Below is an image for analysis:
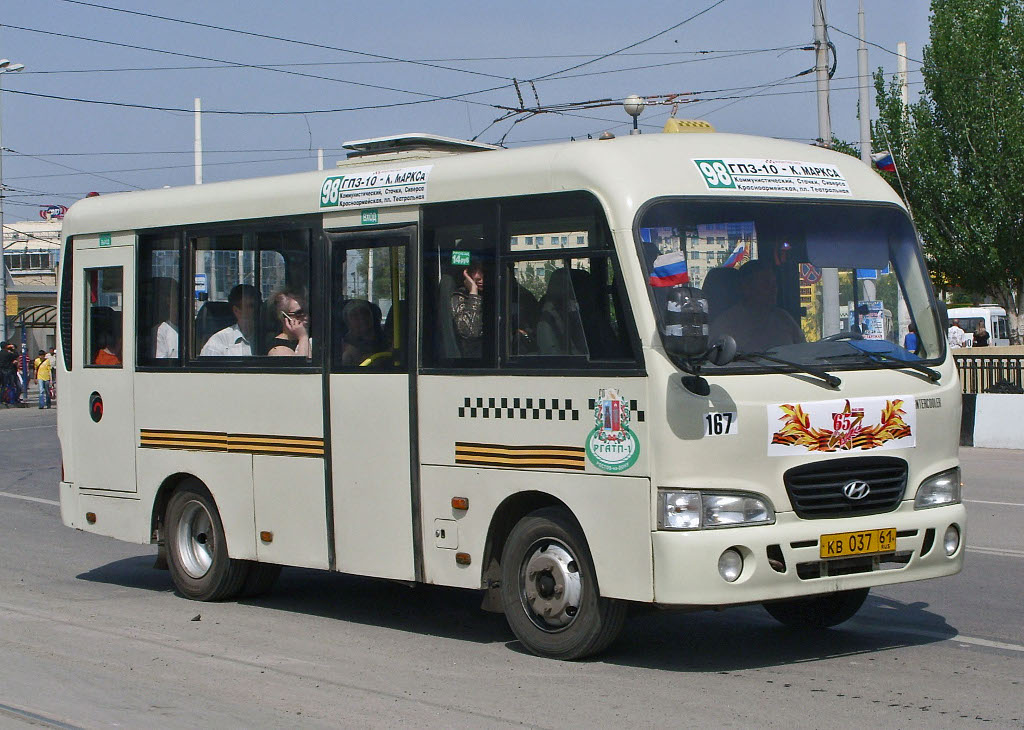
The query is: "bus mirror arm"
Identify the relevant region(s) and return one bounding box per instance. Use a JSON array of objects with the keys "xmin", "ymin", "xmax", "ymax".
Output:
[{"xmin": 678, "ymin": 336, "xmax": 737, "ymax": 397}]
